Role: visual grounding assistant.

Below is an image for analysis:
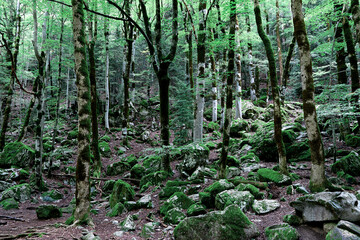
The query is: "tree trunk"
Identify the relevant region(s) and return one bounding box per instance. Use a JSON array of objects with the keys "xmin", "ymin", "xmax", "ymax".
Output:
[
  {"xmin": 210, "ymin": 29, "xmax": 218, "ymax": 122},
  {"xmin": 276, "ymin": 0, "xmax": 283, "ymax": 86},
  {"xmin": 246, "ymin": 13, "xmax": 256, "ymax": 102},
  {"xmin": 234, "ymin": 17, "xmax": 242, "ymax": 120},
  {"xmin": 104, "ymin": 17, "xmax": 110, "ymax": 132},
  {"xmin": 351, "ymin": 0, "xmax": 360, "ymax": 45},
  {"xmin": 88, "ymin": 5, "xmax": 101, "ymax": 178},
  {"xmin": 219, "ymin": 0, "xmax": 236, "ymax": 179},
  {"xmin": 194, "ymin": 0, "xmax": 206, "ymax": 142},
  {"xmin": 254, "ymin": 0, "xmax": 288, "ymax": 175},
  {"xmin": 334, "ymin": 4, "xmax": 347, "ymax": 84},
  {"xmin": 255, "ymin": 65, "xmax": 260, "ymax": 99},
  {"xmin": 292, "ymin": 0, "xmax": 326, "ymax": 192},
  {"xmin": 283, "ymin": 35, "xmax": 296, "ymax": 88},
  {"xmin": 71, "ymin": 0, "xmax": 92, "ymax": 225}
]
